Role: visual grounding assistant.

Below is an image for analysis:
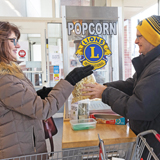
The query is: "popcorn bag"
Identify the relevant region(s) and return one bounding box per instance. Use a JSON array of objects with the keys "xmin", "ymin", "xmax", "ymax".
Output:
[
  {"xmin": 71, "ymin": 74, "xmax": 96, "ymax": 104},
  {"xmin": 70, "ymin": 74, "xmax": 95, "ymax": 120}
]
